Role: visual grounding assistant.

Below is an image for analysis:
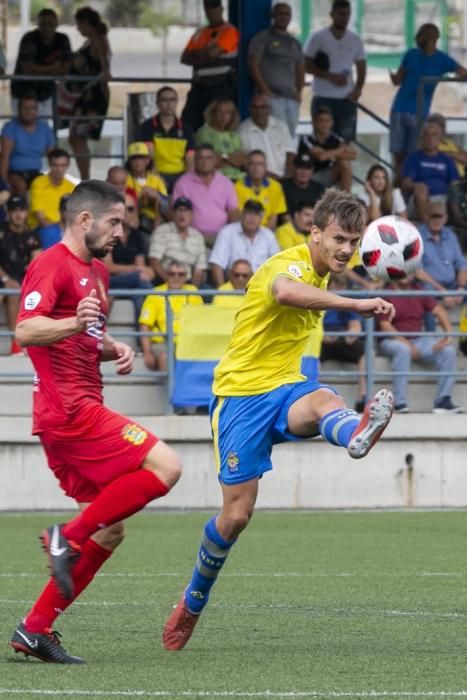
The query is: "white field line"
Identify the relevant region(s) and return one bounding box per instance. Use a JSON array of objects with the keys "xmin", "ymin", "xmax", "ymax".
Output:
[
  {"xmin": 0, "ymin": 571, "xmax": 466, "ymax": 578},
  {"xmin": 1, "ymin": 598, "xmax": 466, "ymax": 620},
  {"xmin": 3, "ymin": 690, "xmax": 467, "ymax": 698}
]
